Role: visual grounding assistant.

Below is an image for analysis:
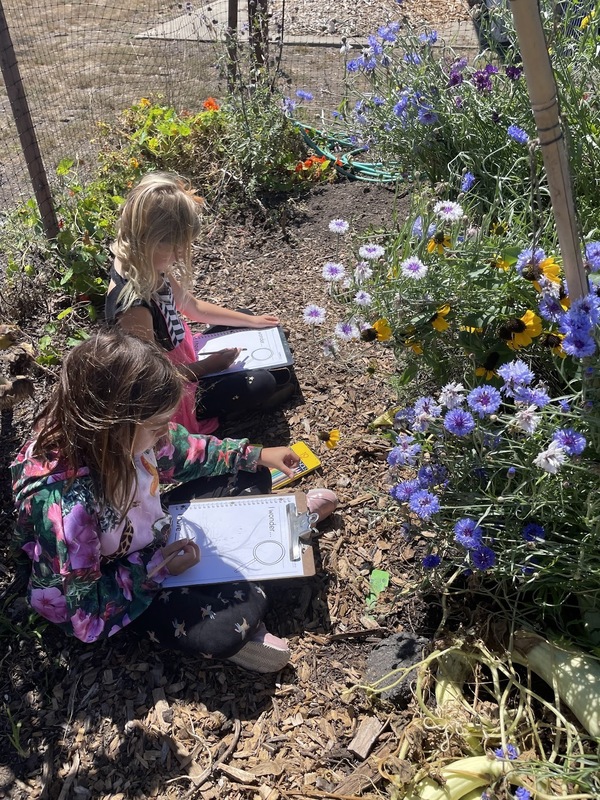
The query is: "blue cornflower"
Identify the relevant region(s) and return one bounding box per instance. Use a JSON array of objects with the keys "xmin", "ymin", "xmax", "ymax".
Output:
[
  {"xmin": 461, "ymin": 171, "xmax": 475, "ymax": 192},
  {"xmin": 497, "ymin": 360, "xmax": 535, "ymax": 396},
  {"xmin": 573, "ymin": 293, "xmax": 600, "ymax": 324},
  {"xmin": 390, "ymin": 479, "xmax": 421, "ymax": 502},
  {"xmin": 516, "ymin": 247, "xmax": 545, "ymax": 274},
  {"xmin": 508, "ymin": 124, "xmax": 529, "ymax": 144},
  {"xmin": 409, "ymin": 490, "xmax": 440, "ymax": 519},
  {"xmin": 471, "ymin": 546, "xmax": 497, "ymax": 570},
  {"xmin": 584, "ymin": 241, "xmax": 600, "ymax": 272},
  {"xmin": 362, "ymin": 56, "xmax": 377, "ymax": 71},
  {"xmin": 562, "ymin": 332, "xmax": 596, "ymax": 358},
  {"xmin": 454, "ymin": 518, "xmax": 483, "ymax": 549},
  {"xmin": 494, "ymin": 744, "xmax": 519, "ymax": 760},
  {"xmin": 378, "ymin": 25, "xmax": 397, "ymax": 43},
  {"xmin": 514, "ymin": 788, "xmax": 531, "ymax": 800},
  {"xmin": 380, "ymin": 53, "xmax": 392, "ymax": 67},
  {"xmin": 393, "ymin": 94, "xmax": 410, "ymax": 117},
  {"xmin": 372, "ymin": 95, "xmax": 385, "ymax": 106},
  {"xmin": 282, "ymin": 97, "xmax": 298, "ymax": 114},
  {"xmin": 394, "ymin": 407, "xmax": 416, "ymax": 427},
  {"xmin": 347, "ymin": 59, "xmax": 360, "ymax": 72},
  {"xmin": 418, "ymin": 104, "xmax": 438, "ymax": 125},
  {"xmin": 559, "ymin": 399, "xmax": 571, "ymax": 413},
  {"xmin": 367, "ymin": 35, "xmax": 383, "ymax": 55},
  {"xmin": 513, "ymin": 386, "xmax": 551, "ymax": 408},
  {"xmin": 417, "ymin": 464, "xmax": 448, "ymax": 488},
  {"xmin": 444, "ymin": 408, "xmax": 476, "ymax": 436},
  {"xmin": 538, "ymin": 294, "xmax": 566, "ymax": 323},
  {"xmin": 295, "ymin": 89, "xmax": 313, "ymax": 101},
  {"xmin": 507, "ymin": 466, "xmax": 516, "ymax": 476},
  {"xmin": 403, "ymin": 52, "xmax": 422, "ymax": 65},
  {"xmin": 414, "ymin": 396, "xmax": 442, "ymax": 418},
  {"xmin": 467, "ymin": 386, "xmax": 502, "ymax": 418},
  {"xmin": 419, "ymin": 31, "xmax": 438, "ymax": 45},
  {"xmin": 521, "ymin": 522, "xmax": 545, "ymax": 542},
  {"xmin": 387, "ymin": 435, "xmax": 421, "ymax": 467},
  {"xmin": 552, "ymin": 428, "xmax": 586, "ymax": 456},
  {"xmin": 422, "ymin": 554, "xmax": 441, "ymax": 569}
]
